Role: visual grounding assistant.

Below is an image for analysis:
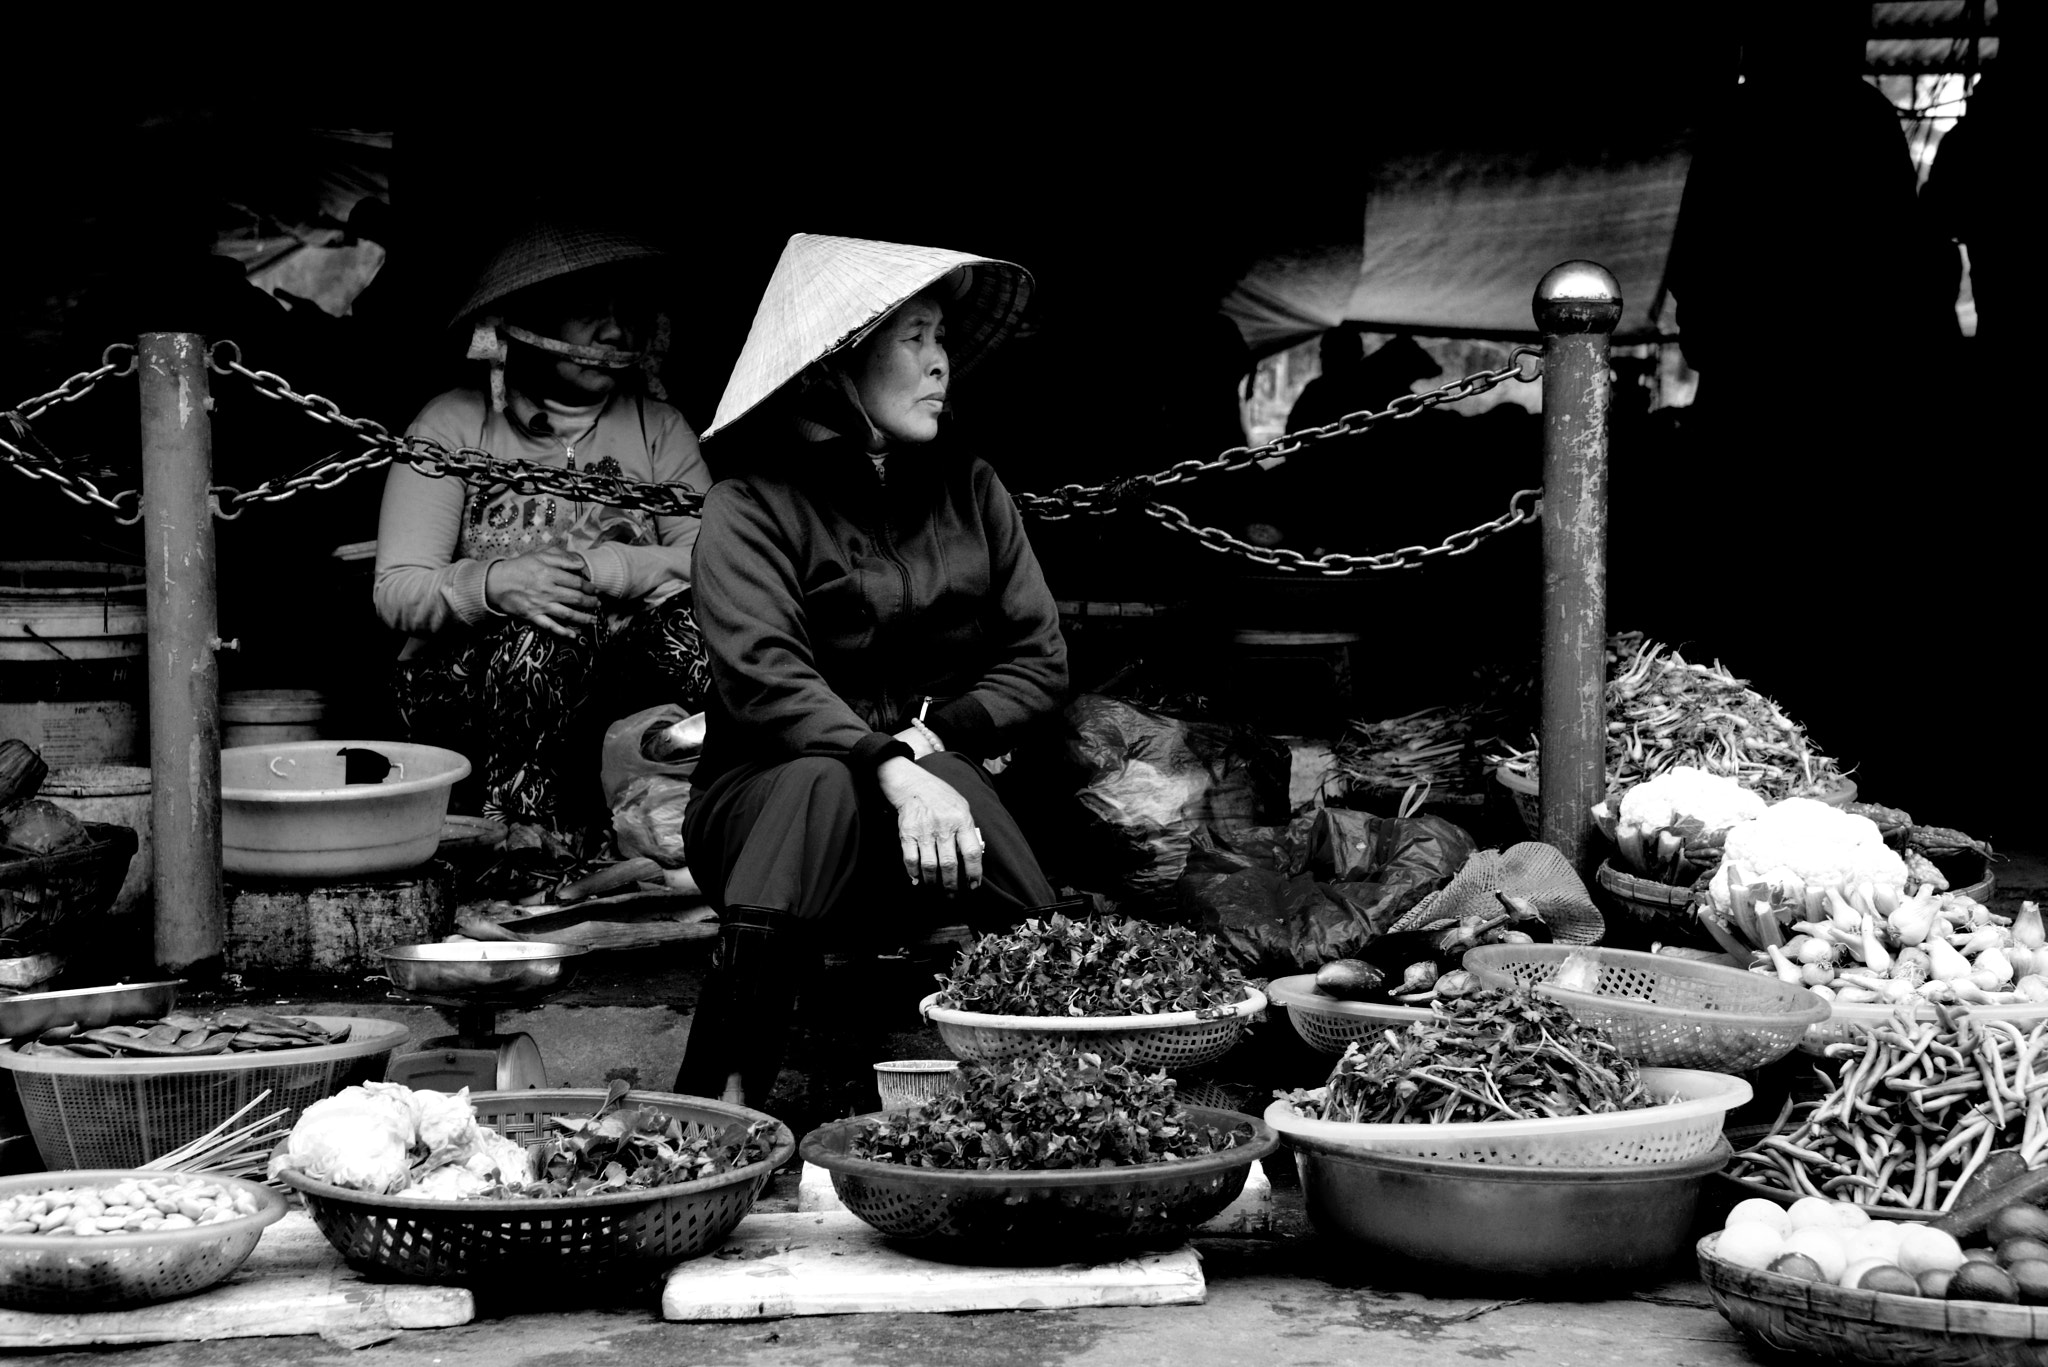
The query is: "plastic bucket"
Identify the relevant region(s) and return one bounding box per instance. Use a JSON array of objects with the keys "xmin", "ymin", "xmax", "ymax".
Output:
[
  {"xmin": 39, "ymin": 765, "xmax": 152, "ymax": 920},
  {"xmin": 220, "ymin": 689, "xmax": 328, "ymax": 749},
  {"xmin": 0, "ymin": 562, "xmax": 146, "ymax": 766}
]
